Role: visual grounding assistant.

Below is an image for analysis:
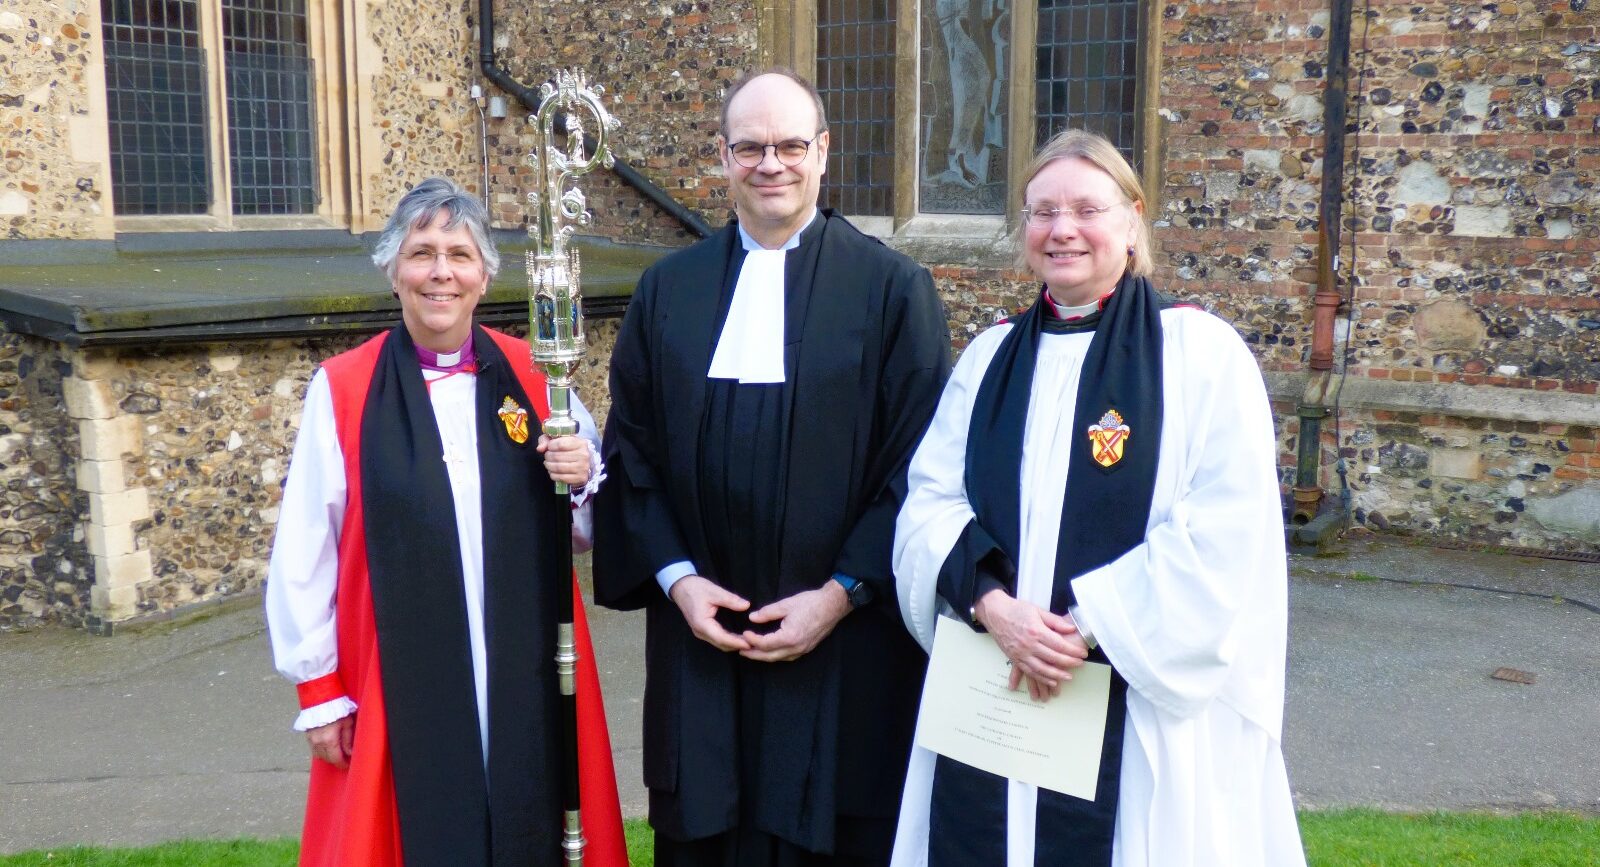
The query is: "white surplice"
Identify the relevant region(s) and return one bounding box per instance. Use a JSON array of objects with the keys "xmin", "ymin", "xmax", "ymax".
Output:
[
  {"xmin": 891, "ymin": 307, "xmax": 1306, "ymax": 867},
  {"xmin": 264, "ymin": 367, "xmax": 602, "ymax": 762}
]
